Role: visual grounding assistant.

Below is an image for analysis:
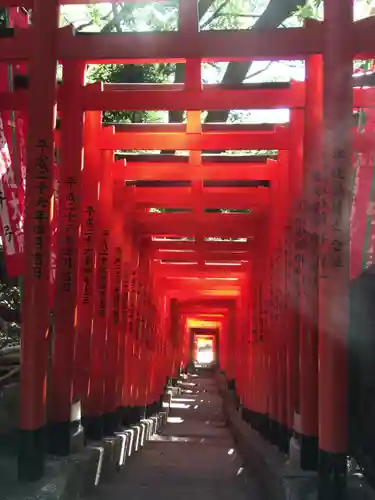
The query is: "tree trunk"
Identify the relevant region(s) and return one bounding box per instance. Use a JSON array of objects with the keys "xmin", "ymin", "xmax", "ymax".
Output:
[{"xmin": 167, "ymin": 0, "xmax": 306, "ymax": 132}]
